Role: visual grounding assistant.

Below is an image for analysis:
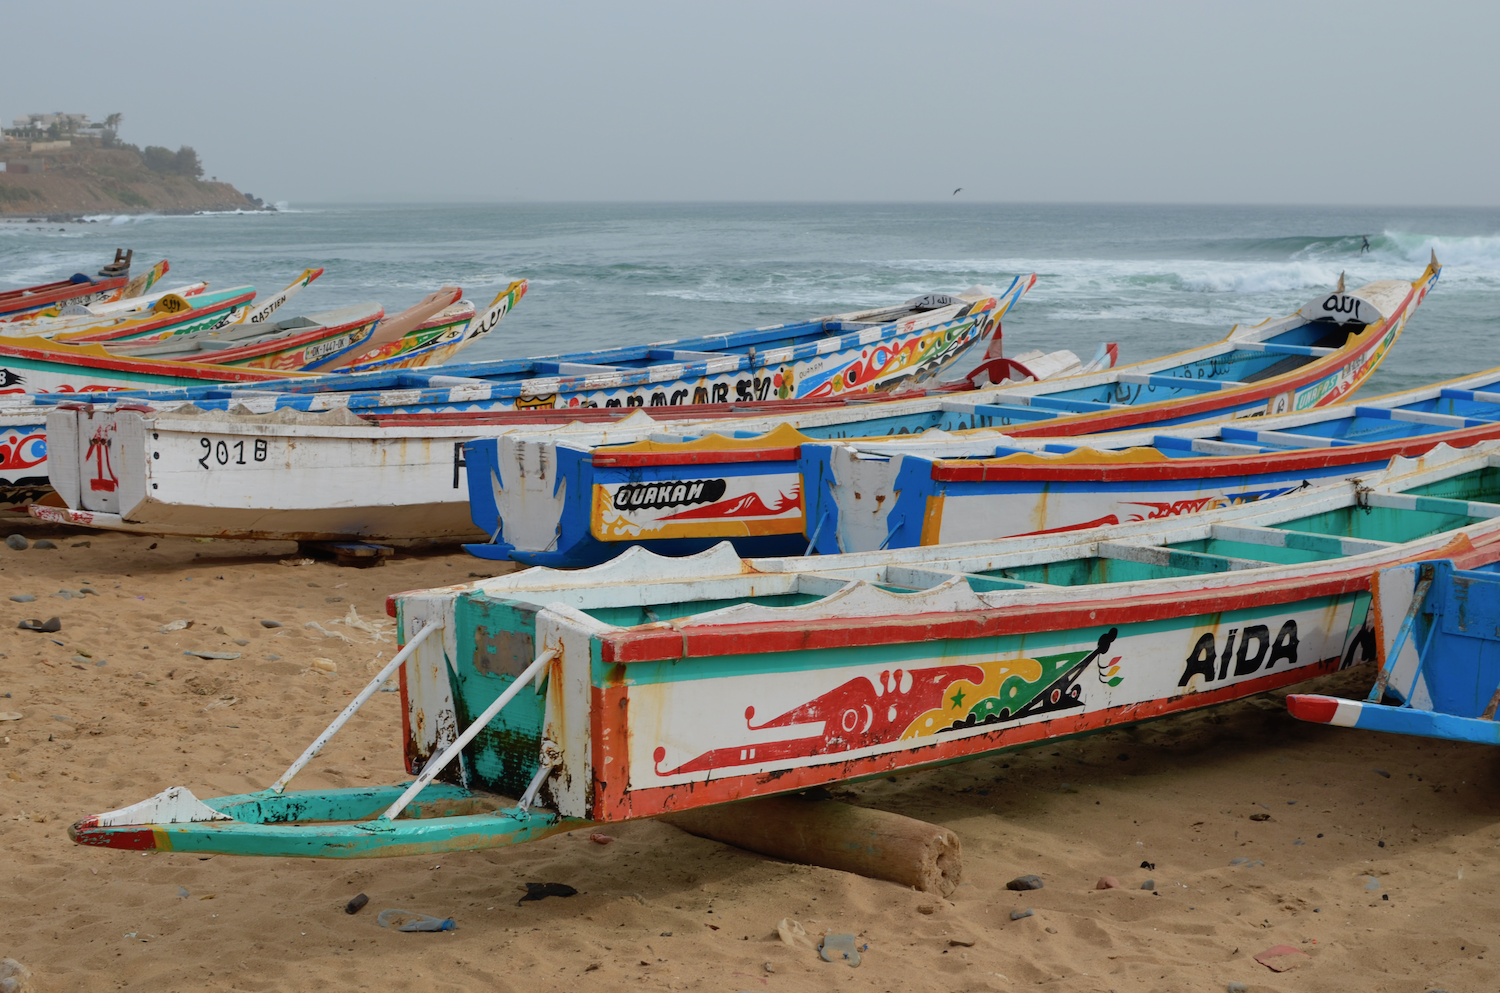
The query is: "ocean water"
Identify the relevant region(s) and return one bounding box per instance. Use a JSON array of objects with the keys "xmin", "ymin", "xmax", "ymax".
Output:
[{"xmin": 3, "ymin": 203, "xmax": 1499, "ymax": 399}]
